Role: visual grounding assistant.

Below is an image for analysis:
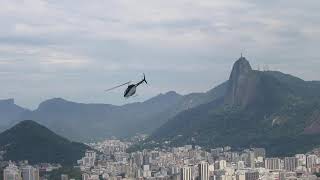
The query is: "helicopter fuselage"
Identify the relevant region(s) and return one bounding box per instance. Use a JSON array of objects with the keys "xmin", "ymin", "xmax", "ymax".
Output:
[
  {"xmin": 123, "ymin": 76, "xmax": 147, "ymax": 98},
  {"xmin": 124, "ymin": 84, "xmax": 137, "ymax": 98}
]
